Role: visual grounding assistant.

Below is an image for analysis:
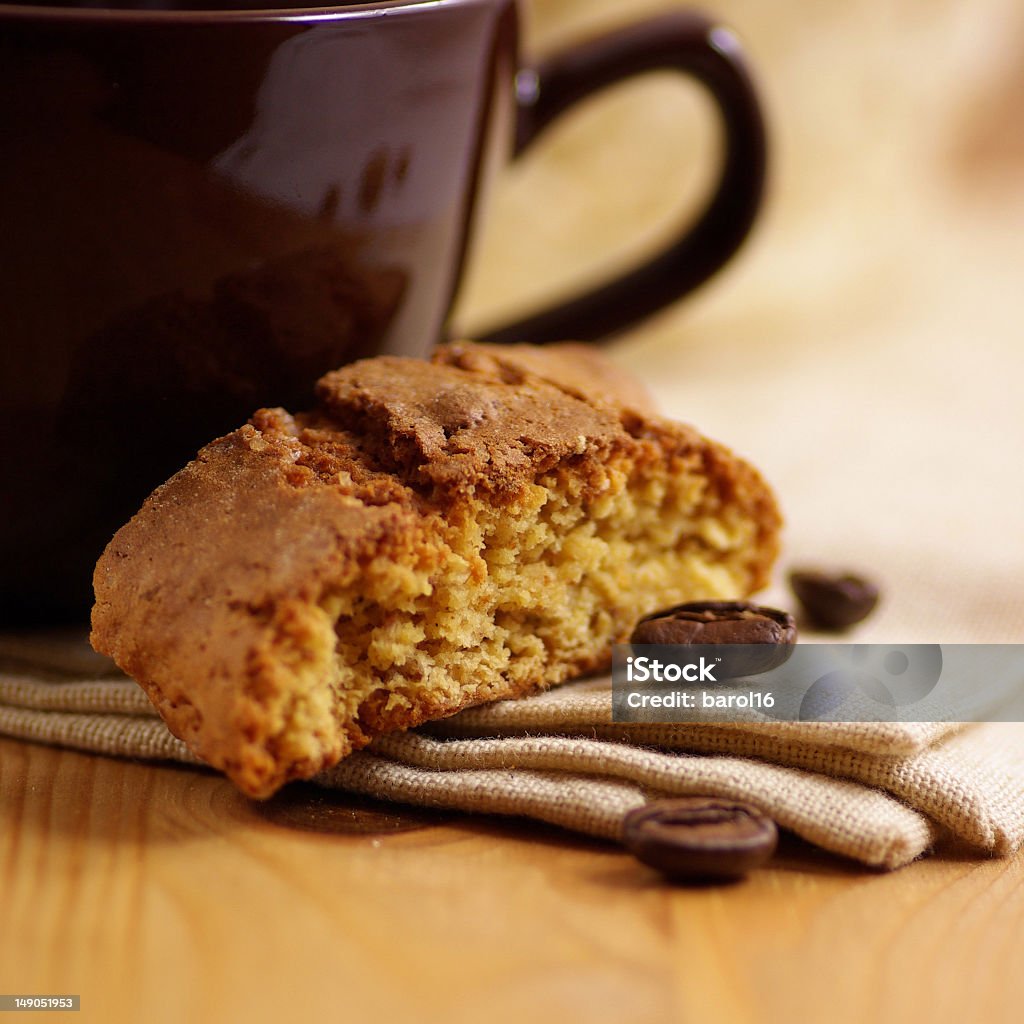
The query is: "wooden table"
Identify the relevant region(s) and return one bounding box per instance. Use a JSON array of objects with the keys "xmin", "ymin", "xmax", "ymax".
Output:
[{"xmin": 2, "ymin": 736, "xmax": 1021, "ymax": 1024}]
